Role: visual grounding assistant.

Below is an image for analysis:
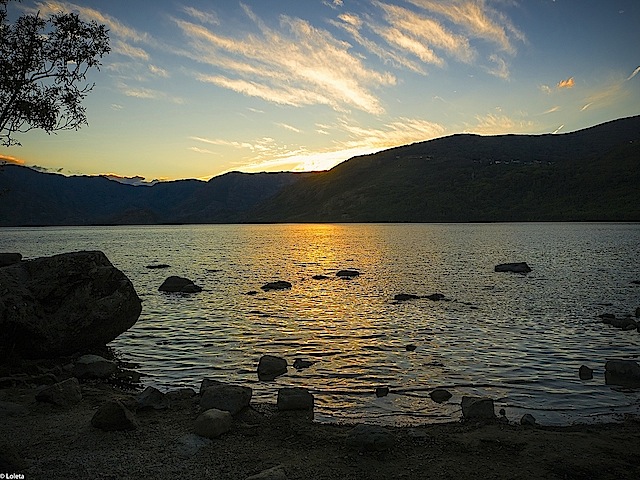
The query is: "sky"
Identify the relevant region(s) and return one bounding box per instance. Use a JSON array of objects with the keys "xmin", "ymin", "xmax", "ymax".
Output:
[{"xmin": 1, "ymin": 0, "xmax": 639, "ymax": 182}]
